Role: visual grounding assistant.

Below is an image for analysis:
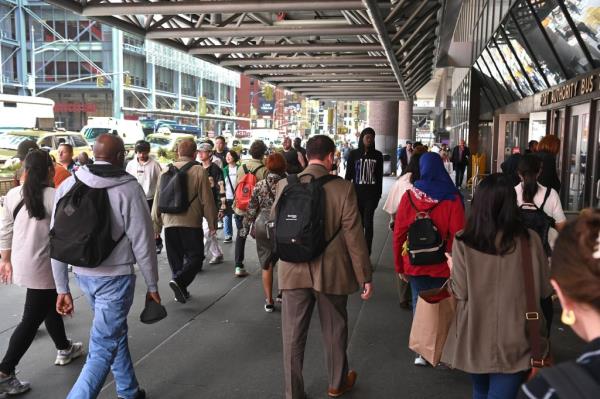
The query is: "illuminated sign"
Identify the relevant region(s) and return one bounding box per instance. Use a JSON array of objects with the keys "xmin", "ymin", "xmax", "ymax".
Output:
[{"xmin": 540, "ymin": 72, "xmax": 600, "ymax": 107}]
